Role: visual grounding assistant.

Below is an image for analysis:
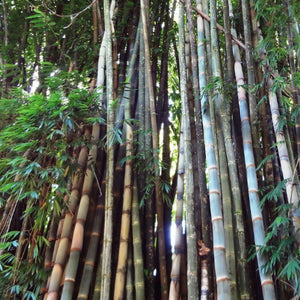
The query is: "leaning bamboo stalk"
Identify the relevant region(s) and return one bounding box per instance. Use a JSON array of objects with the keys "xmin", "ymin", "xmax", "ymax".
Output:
[
  {"xmin": 178, "ymin": 3, "xmax": 199, "ymax": 299},
  {"xmin": 46, "ymin": 131, "xmax": 89, "ymax": 300},
  {"xmin": 100, "ymin": 0, "xmax": 116, "ymax": 298},
  {"xmin": 286, "ymin": 0, "xmax": 300, "ymax": 169},
  {"xmin": 197, "ymin": 0, "xmax": 230, "ymax": 297},
  {"xmin": 76, "ymin": 29, "xmax": 107, "ymax": 300},
  {"xmin": 169, "ymin": 123, "xmax": 185, "ymax": 300},
  {"xmin": 140, "ymin": 0, "xmax": 168, "ymax": 298},
  {"xmin": 267, "ymin": 77, "xmax": 300, "ymax": 245},
  {"xmin": 60, "ymin": 124, "xmax": 100, "ymax": 299},
  {"xmin": 113, "ymin": 26, "xmax": 138, "ymax": 298},
  {"xmin": 232, "ymin": 44, "xmax": 276, "ymax": 299}
]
